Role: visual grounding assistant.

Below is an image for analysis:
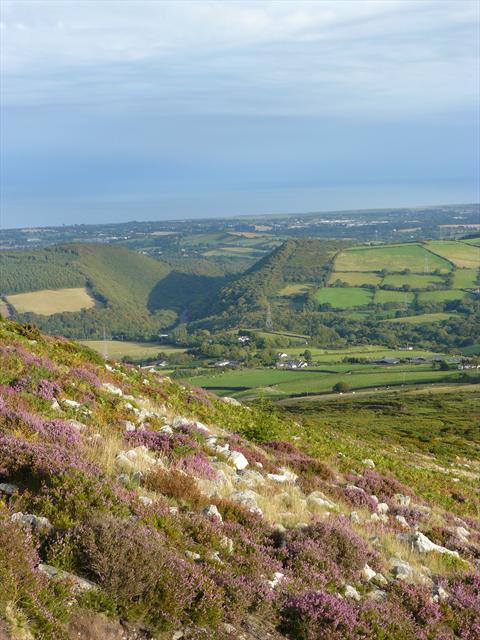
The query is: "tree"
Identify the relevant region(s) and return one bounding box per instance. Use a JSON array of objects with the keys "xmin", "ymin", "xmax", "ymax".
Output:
[
  {"xmin": 303, "ymin": 349, "xmax": 312, "ymax": 363},
  {"xmin": 332, "ymin": 382, "xmax": 349, "ymax": 393}
]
